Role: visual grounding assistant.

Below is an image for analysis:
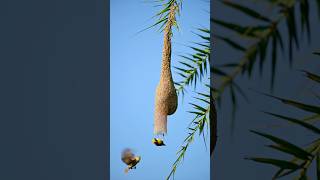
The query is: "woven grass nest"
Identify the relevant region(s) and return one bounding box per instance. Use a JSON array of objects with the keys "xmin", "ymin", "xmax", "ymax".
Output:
[{"xmin": 154, "ymin": 5, "xmax": 178, "ymax": 135}]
